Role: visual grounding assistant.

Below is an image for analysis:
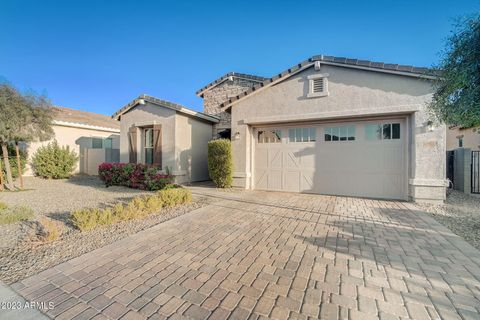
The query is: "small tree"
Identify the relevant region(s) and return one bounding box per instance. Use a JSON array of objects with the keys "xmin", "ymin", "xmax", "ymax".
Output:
[
  {"xmin": 0, "ymin": 84, "xmax": 54, "ymax": 189},
  {"xmin": 429, "ymin": 14, "xmax": 480, "ymax": 128},
  {"xmin": 32, "ymin": 141, "xmax": 78, "ymax": 179},
  {"xmin": 208, "ymin": 139, "xmax": 233, "ymax": 188}
]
